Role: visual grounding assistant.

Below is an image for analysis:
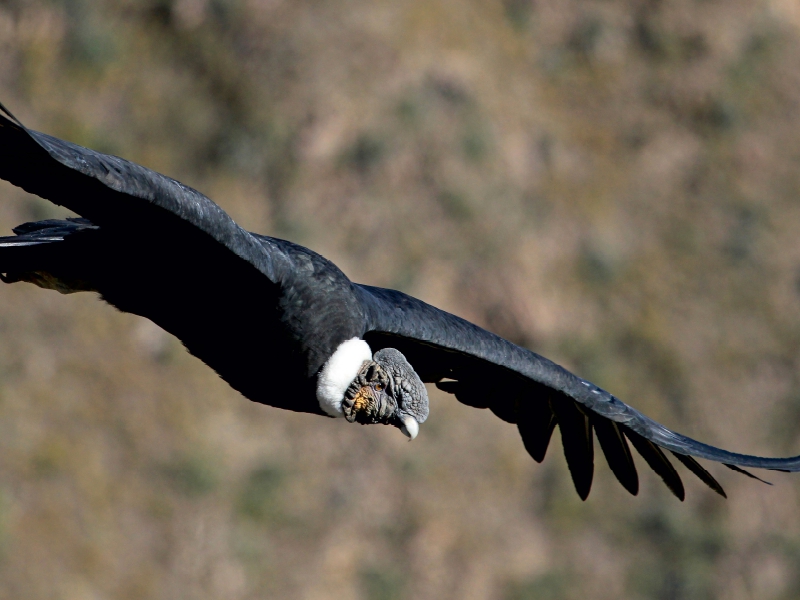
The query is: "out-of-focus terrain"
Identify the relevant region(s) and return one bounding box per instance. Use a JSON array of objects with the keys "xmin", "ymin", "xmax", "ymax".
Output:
[{"xmin": 2, "ymin": 0, "xmax": 800, "ymax": 598}]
